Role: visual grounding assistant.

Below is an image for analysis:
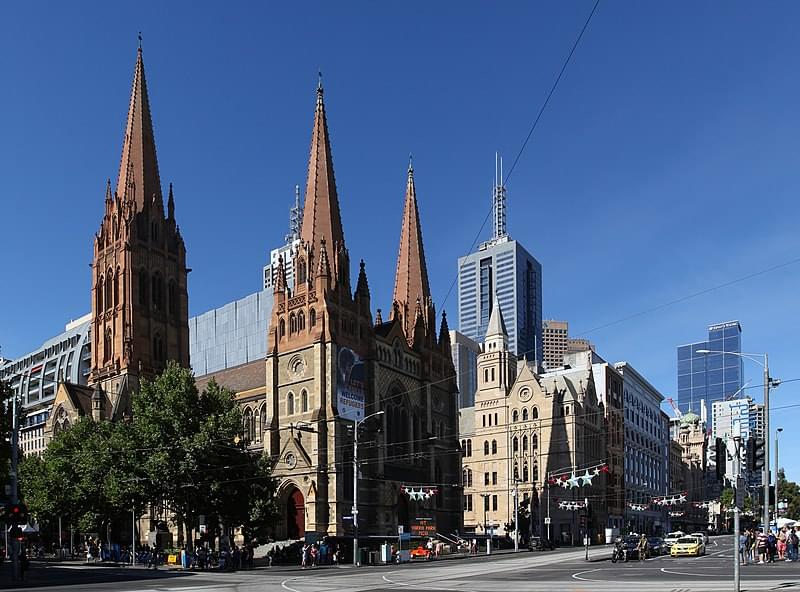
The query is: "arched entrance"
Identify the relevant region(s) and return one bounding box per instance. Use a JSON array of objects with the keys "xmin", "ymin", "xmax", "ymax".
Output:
[{"xmin": 286, "ymin": 487, "xmax": 305, "ymax": 539}]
